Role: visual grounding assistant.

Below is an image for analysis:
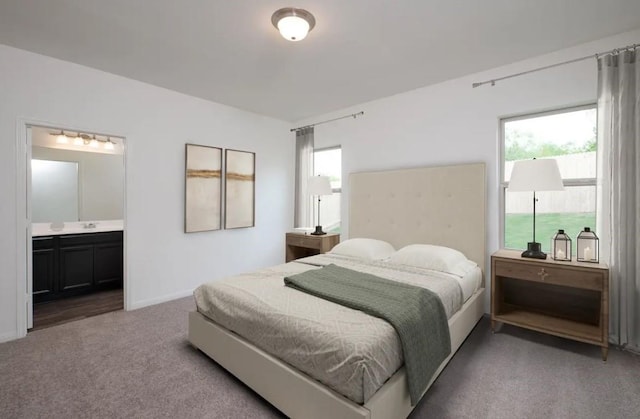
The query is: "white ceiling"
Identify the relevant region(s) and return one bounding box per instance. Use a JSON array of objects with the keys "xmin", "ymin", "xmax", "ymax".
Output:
[{"xmin": 1, "ymin": 1, "xmax": 640, "ymax": 121}]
